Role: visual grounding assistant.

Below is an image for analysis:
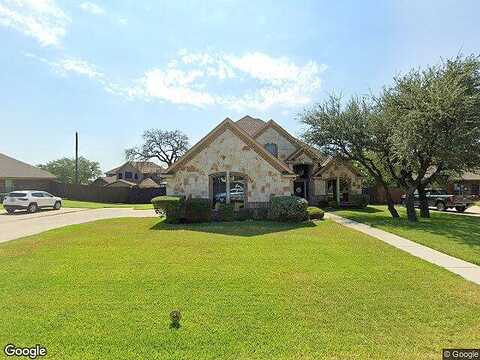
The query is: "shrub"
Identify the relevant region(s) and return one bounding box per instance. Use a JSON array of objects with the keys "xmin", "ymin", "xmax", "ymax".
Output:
[
  {"xmin": 251, "ymin": 207, "xmax": 270, "ymax": 220},
  {"xmin": 271, "ymin": 195, "xmax": 309, "ymax": 222},
  {"xmin": 152, "ymin": 196, "xmax": 212, "ymax": 223},
  {"xmin": 184, "ymin": 198, "xmax": 212, "ymax": 223},
  {"xmin": 349, "ymin": 194, "xmax": 369, "ymax": 208},
  {"xmin": 234, "ymin": 208, "xmax": 252, "ymax": 221},
  {"xmin": 217, "ymin": 203, "xmax": 235, "ymax": 222},
  {"xmin": 307, "ymin": 206, "xmax": 324, "ymax": 220},
  {"xmin": 151, "ymin": 196, "xmax": 185, "ymax": 223}
]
